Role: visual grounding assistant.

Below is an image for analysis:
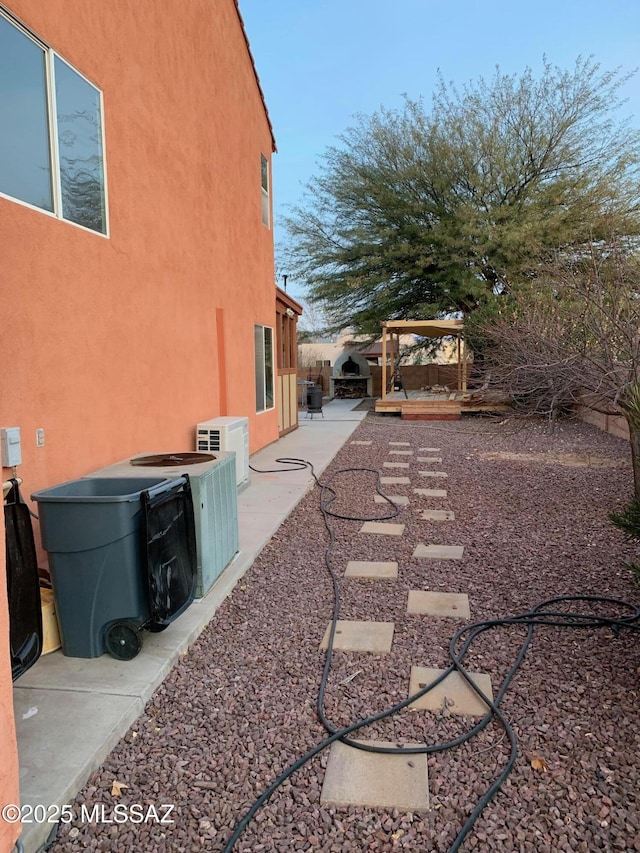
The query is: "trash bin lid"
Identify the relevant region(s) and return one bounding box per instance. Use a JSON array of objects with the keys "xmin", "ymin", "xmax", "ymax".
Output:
[
  {"xmin": 32, "ymin": 477, "xmax": 172, "ymax": 502},
  {"xmin": 130, "ymin": 453, "xmax": 216, "ymax": 467}
]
